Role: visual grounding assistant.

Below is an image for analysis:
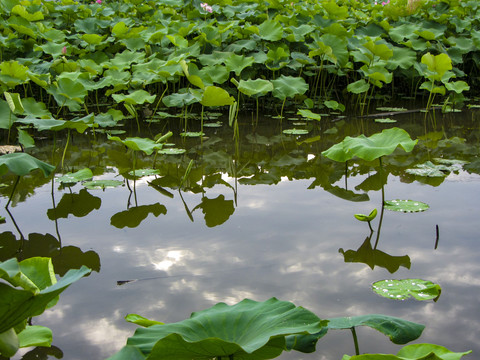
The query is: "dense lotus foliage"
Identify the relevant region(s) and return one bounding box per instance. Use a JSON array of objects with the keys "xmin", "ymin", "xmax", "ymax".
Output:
[{"xmin": 0, "ymin": 0, "xmax": 478, "ymax": 130}]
